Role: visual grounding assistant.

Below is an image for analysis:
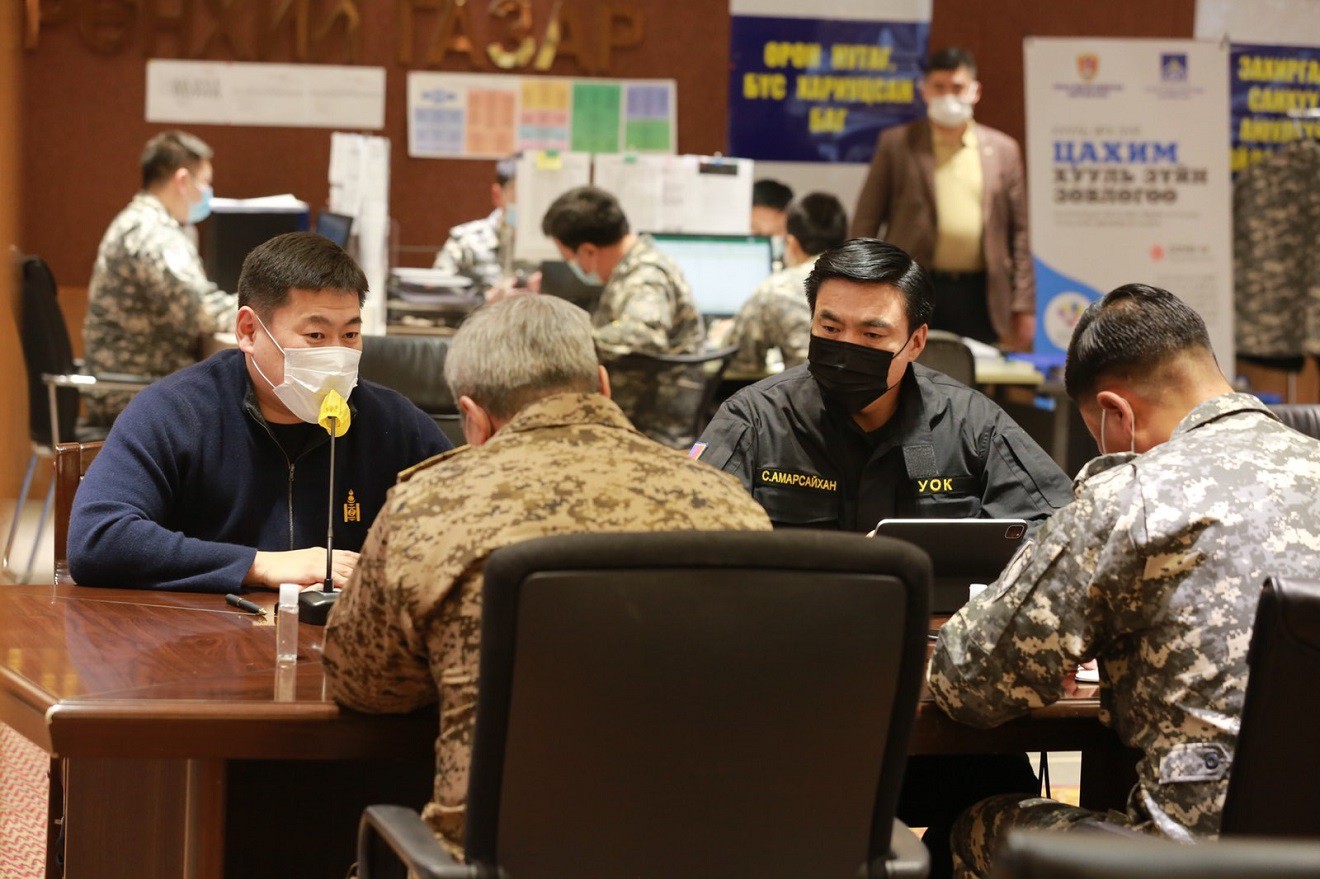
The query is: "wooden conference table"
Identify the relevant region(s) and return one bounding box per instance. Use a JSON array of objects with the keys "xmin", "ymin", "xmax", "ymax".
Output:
[{"xmin": 0, "ymin": 584, "xmax": 1134, "ymax": 879}]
